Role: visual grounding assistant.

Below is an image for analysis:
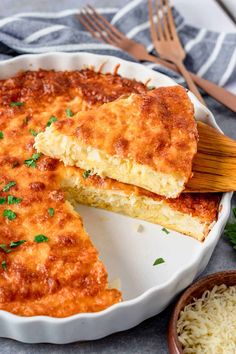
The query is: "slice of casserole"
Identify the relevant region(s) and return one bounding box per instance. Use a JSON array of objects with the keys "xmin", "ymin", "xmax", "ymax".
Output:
[
  {"xmin": 0, "ymin": 170, "xmax": 121, "ymax": 317},
  {"xmin": 35, "ymin": 86, "xmax": 198, "ymax": 198},
  {"xmin": 58, "ymin": 165, "xmax": 219, "ymax": 242}
]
